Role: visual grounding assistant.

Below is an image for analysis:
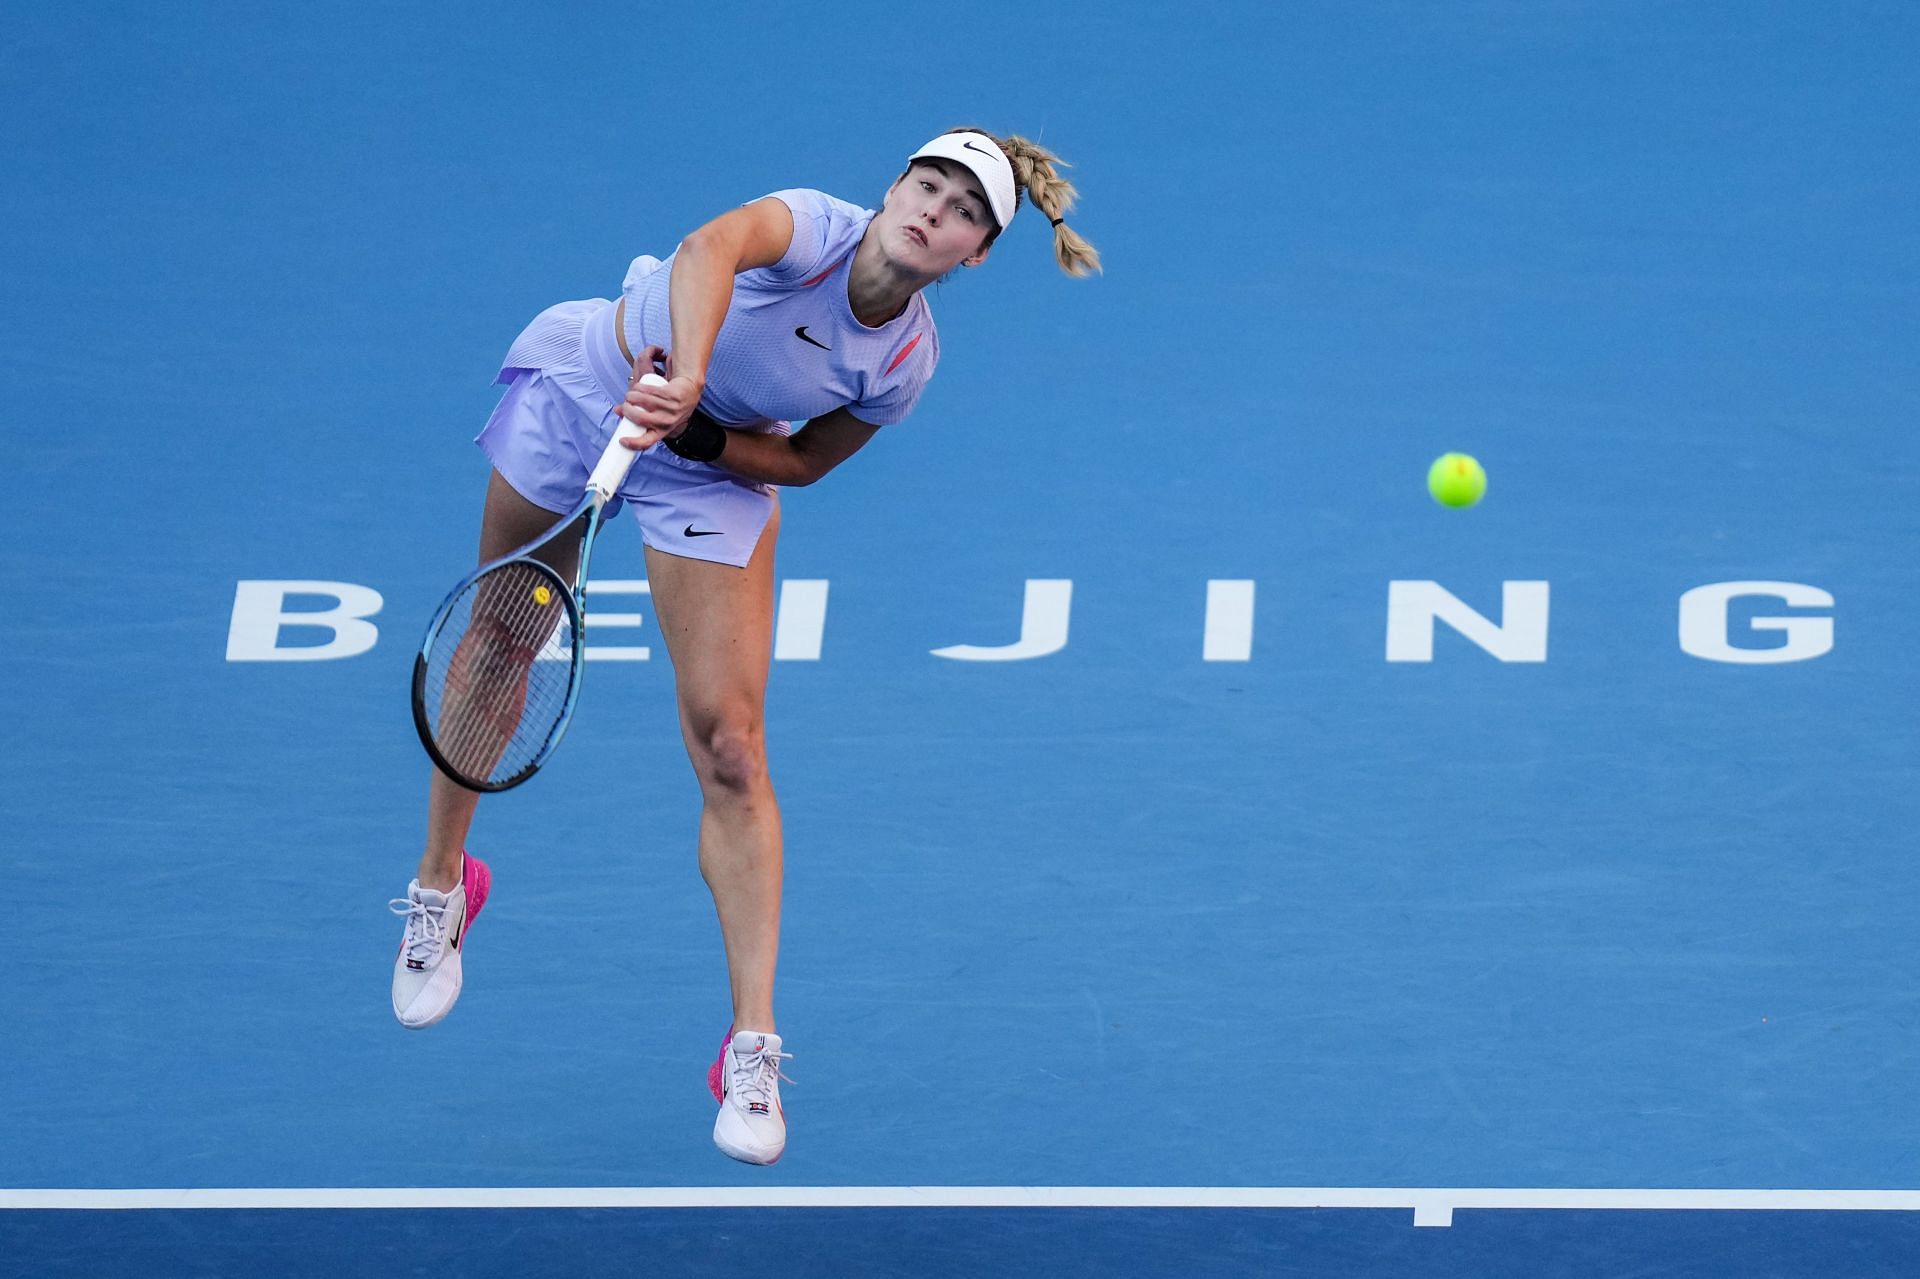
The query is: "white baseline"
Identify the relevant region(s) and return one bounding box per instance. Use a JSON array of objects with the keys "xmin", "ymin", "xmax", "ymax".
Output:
[{"xmin": 4, "ymin": 1187, "xmax": 1919, "ymax": 1229}]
